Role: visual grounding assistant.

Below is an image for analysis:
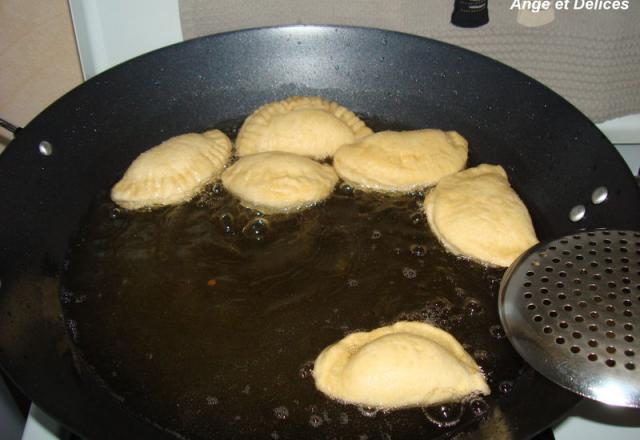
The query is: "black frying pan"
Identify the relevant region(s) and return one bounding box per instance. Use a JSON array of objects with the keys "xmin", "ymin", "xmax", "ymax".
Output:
[{"xmin": 1, "ymin": 26, "xmax": 639, "ymax": 440}]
